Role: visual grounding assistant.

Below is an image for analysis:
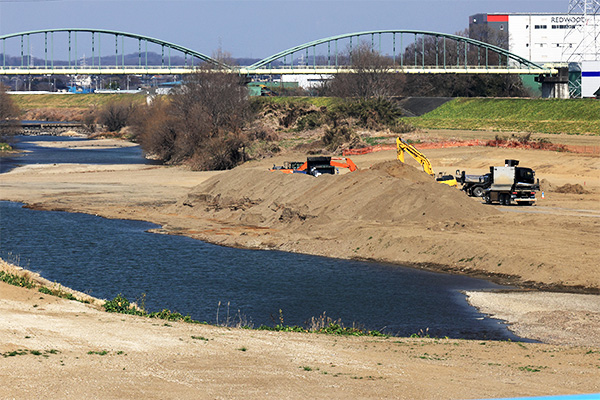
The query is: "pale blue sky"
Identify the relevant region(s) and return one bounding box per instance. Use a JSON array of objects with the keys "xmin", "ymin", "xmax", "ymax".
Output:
[{"xmin": 0, "ymin": 0, "xmax": 570, "ymax": 58}]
